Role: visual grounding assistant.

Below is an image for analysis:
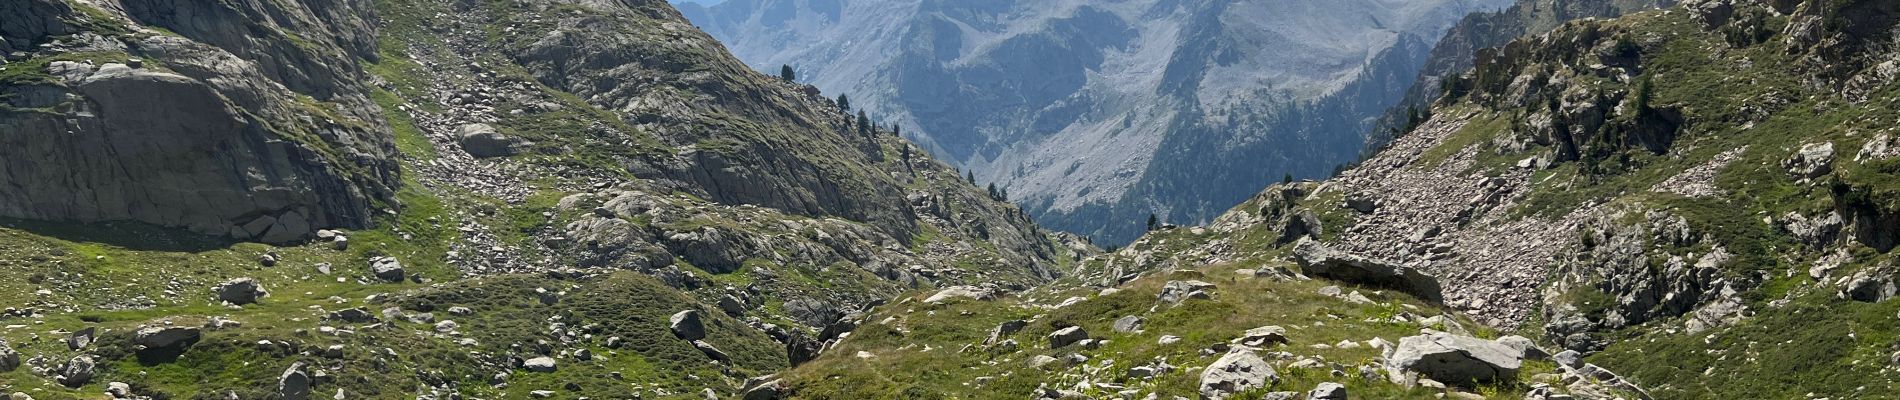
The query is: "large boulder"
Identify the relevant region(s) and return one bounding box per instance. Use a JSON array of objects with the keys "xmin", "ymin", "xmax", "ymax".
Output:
[
  {"xmin": 1387, "ymin": 334, "xmax": 1523, "ymax": 385},
  {"xmin": 1200, "ymin": 349, "xmax": 1278, "ymax": 399},
  {"xmin": 370, "ymin": 257, "xmax": 405, "ymax": 282},
  {"xmin": 0, "ymin": 340, "xmax": 18, "ymax": 372},
  {"xmin": 134, "ymin": 326, "xmax": 201, "ymax": 352},
  {"xmin": 1293, "ymin": 239, "xmax": 1443, "ymax": 302},
  {"xmin": 1236, "ymin": 326, "xmax": 1290, "ymax": 347},
  {"xmin": 279, "ymin": 362, "xmax": 312, "ymax": 400},
  {"xmin": 523, "ymin": 357, "xmax": 558, "ymax": 372},
  {"xmin": 214, "ymin": 277, "xmax": 267, "ymax": 305},
  {"xmin": 1112, "ymin": 316, "xmax": 1145, "ymax": 333},
  {"xmin": 924, "ymin": 285, "xmax": 997, "ymax": 304},
  {"xmin": 1159, "ymin": 280, "xmax": 1217, "ymax": 305},
  {"xmin": 986, "ymin": 320, "xmax": 1029, "ymax": 345},
  {"xmin": 741, "ymin": 378, "xmax": 785, "ymax": 400},
  {"xmin": 1784, "ymin": 142, "xmax": 1835, "ymax": 180},
  {"xmin": 58, "ymin": 355, "xmax": 95, "ymax": 388},
  {"xmin": 692, "ymin": 340, "xmax": 731, "ymax": 363},
  {"xmin": 670, "ymin": 310, "xmax": 707, "ymax": 341},
  {"xmin": 1048, "ymin": 326, "xmax": 1089, "ymax": 349},
  {"xmin": 457, "ymin": 123, "xmax": 529, "ymax": 158}
]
